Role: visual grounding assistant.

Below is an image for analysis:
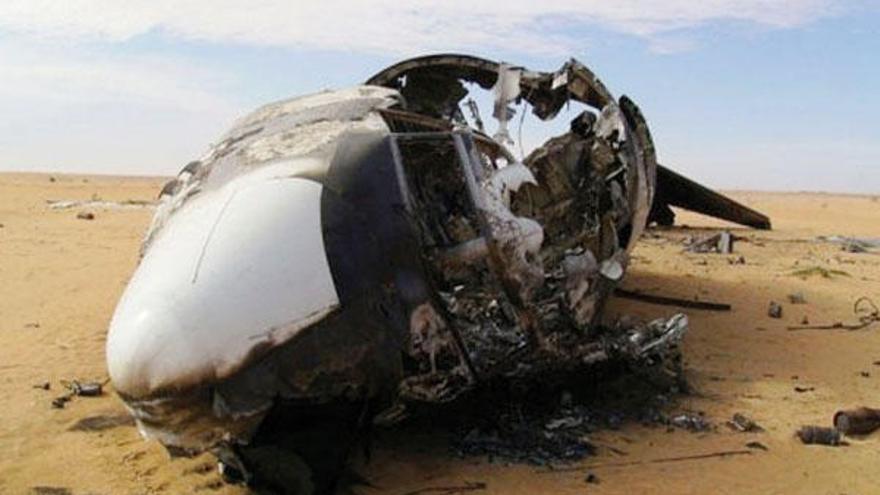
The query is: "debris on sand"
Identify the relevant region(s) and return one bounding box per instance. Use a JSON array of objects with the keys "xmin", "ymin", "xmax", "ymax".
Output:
[
  {"xmin": 789, "ymin": 266, "xmax": 850, "ymax": 279},
  {"xmin": 51, "ymin": 379, "xmax": 106, "ymax": 408},
  {"xmin": 454, "ymin": 410, "xmax": 597, "ymax": 465},
  {"xmin": 48, "ymin": 199, "xmax": 156, "ymax": 210},
  {"xmin": 794, "ymin": 386, "xmax": 815, "ymax": 393},
  {"xmin": 66, "ymin": 380, "xmax": 104, "ymax": 397},
  {"xmin": 30, "ymin": 487, "xmax": 71, "ymax": 495},
  {"xmin": 788, "ymin": 297, "xmax": 879, "ymax": 331},
  {"xmin": 745, "ymin": 441, "xmax": 768, "ymax": 451},
  {"xmin": 669, "ymin": 413, "xmax": 712, "ymax": 432},
  {"xmin": 76, "ymin": 211, "xmax": 95, "ymax": 220},
  {"xmin": 33, "ymin": 382, "xmax": 50, "ymax": 390},
  {"xmin": 818, "ymin": 236, "xmax": 880, "ymax": 253},
  {"xmin": 51, "ymin": 396, "xmax": 71, "ymax": 409},
  {"xmin": 402, "ymin": 481, "xmax": 487, "ymax": 495},
  {"xmin": 614, "ymin": 288, "xmax": 731, "ymax": 311},
  {"xmin": 787, "ymin": 292, "xmax": 807, "ymax": 304},
  {"xmin": 833, "ymin": 407, "xmax": 880, "ymax": 436},
  {"xmin": 727, "ymin": 413, "xmax": 763, "ymax": 433},
  {"xmin": 686, "ymin": 231, "xmax": 734, "ymax": 254},
  {"xmin": 768, "ymin": 301, "xmax": 783, "ymax": 319},
  {"xmin": 796, "ymin": 426, "xmax": 842, "ymax": 446}
]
